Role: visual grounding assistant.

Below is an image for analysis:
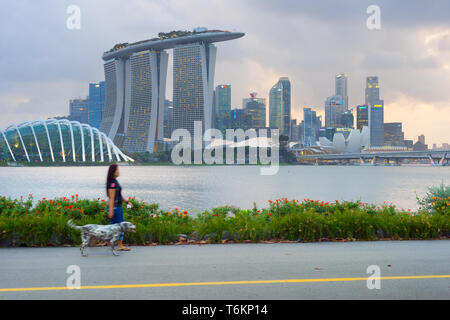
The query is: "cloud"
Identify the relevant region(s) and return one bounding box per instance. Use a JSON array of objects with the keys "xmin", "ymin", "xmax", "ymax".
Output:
[
  {"xmin": 385, "ymin": 93, "xmax": 450, "ymax": 145},
  {"xmin": 0, "ymin": 0, "xmax": 449, "ymax": 145}
]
